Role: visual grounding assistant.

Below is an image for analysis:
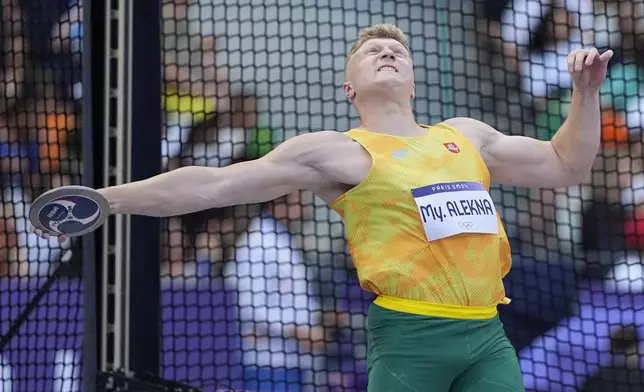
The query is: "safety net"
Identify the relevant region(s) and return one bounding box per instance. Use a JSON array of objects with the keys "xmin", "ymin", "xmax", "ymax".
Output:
[
  {"xmin": 0, "ymin": 0, "xmax": 84, "ymax": 391},
  {"xmin": 156, "ymin": 0, "xmax": 644, "ymax": 391}
]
